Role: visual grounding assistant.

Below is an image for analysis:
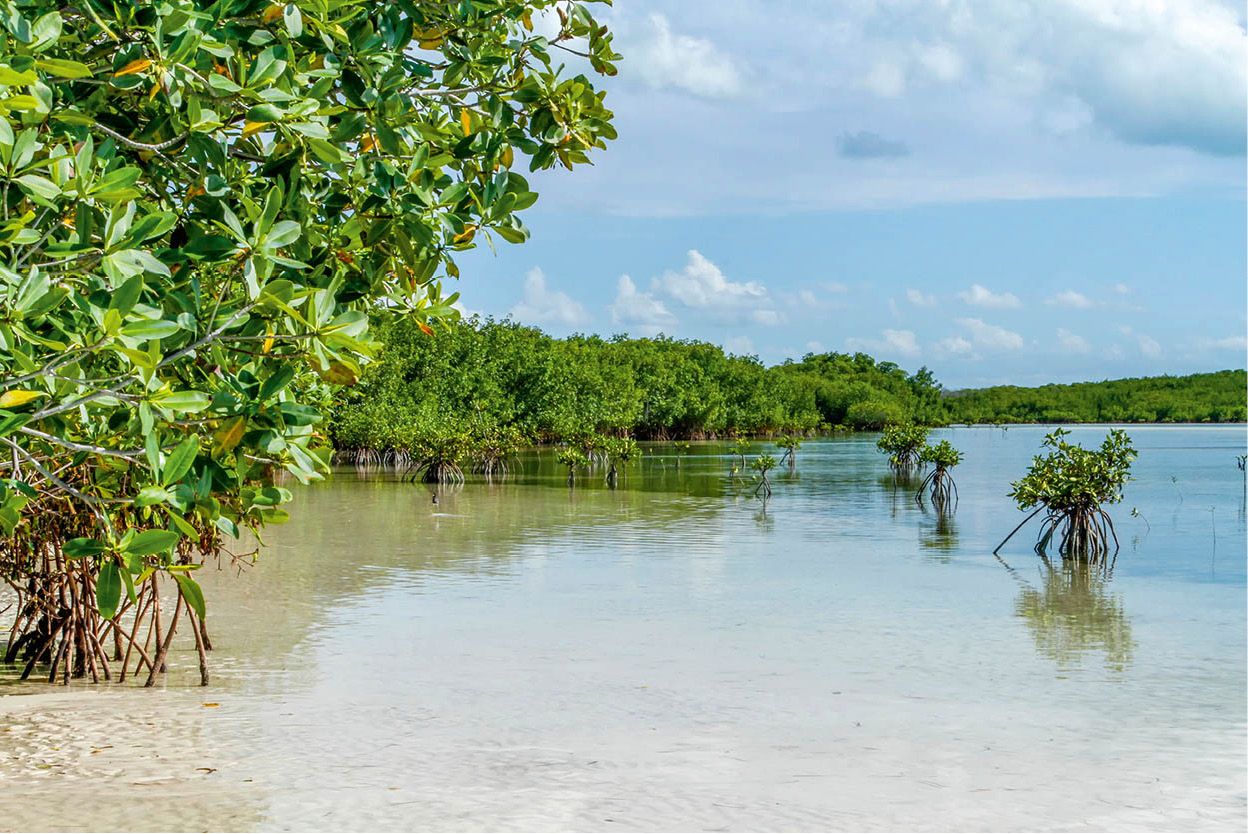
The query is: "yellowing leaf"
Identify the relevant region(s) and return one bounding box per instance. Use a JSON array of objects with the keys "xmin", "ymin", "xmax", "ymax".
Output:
[
  {"xmin": 0, "ymin": 390, "xmax": 46, "ymax": 408},
  {"xmin": 359, "ymin": 134, "xmax": 377, "ymax": 152},
  {"xmin": 452, "ymin": 225, "xmax": 477, "ymax": 245},
  {"xmin": 521, "ymin": 10, "xmax": 533, "ymax": 31},
  {"xmin": 241, "ymin": 120, "xmax": 267, "ymax": 138},
  {"xmin": 460, "ymin": 110, "xmax": 472, "ymax": 136},
  {"xmin": 262, "ymin": 336, "xmax": 274, "ymax": 354},
  {"xmin": 319, "ymin": 361, "xmax": 358, "ymax": 386},
  {"xmin": 417, "ymin": 322, "xmax": 434, "ymax": 337},
  {"xmin": 501, "ymin": 146, "xmax": 514, "ymax": 168},
  {"xmin": 114, "ymin": 59, "xmax": 152, "ymax": 77},
  {"xmin": 212, "ymin": 416, "xmax": 247, "ymax": 456},
  {"xmin": 261, "ymin": 4, "xmax": 283, "ymax": 23}
]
